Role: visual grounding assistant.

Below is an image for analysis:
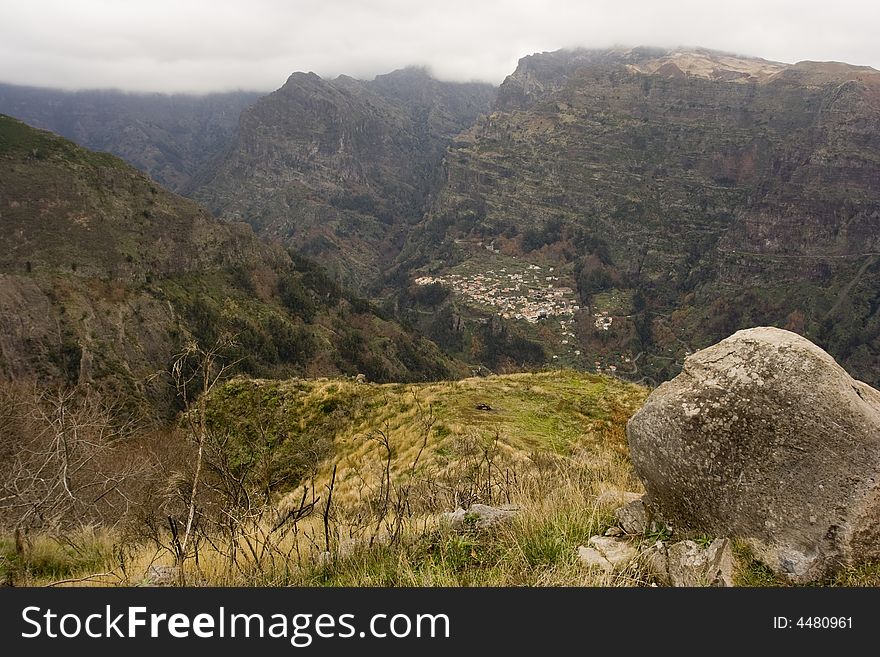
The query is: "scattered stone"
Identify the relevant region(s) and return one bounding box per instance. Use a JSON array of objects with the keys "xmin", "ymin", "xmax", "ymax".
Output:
[
  {"xmin": 475, "ymin": 403, "xmax": 493, "ymax": 411},
  {"xmin": 615, "ymin": 497, "xmax": 650, "ymax": 535},
  {"xmin": 595, "ymin": 490, "xmax": 642, "ymax": 508},
  {"xmin": 576, "ymin": 535, "xmax": 638, "ymax": 574},
  {"xmin": 588, "ymin": 535, "xmax": 638, "ymax": 567},
  {"xmin": 442, "ymin": 503, "xmax": 519, "ymax": 530},
  {"xmin": 666, "ymin": 539, "xmax": 735, "ymax": 587},
  {"xmin": 355, "ymin": 373, "xmax": 366, "ymax": 384},
  {"xmin": 603, "ymin": 526, "xmax": 624, "ymax": 537},
  {"xmin": 144, "ymin": 565, "xmax": 179, "ymax": 586},
  {"xmin": 577, "ymin": 546, "xmax": 613, "ymax": 573},
  {"xmin": 639, "ymin": 541, "xmax": 671, "ymax": 585},
  {"xmin": 627, "ymin": 327, "xmax": 880, "ymax": 583}
]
